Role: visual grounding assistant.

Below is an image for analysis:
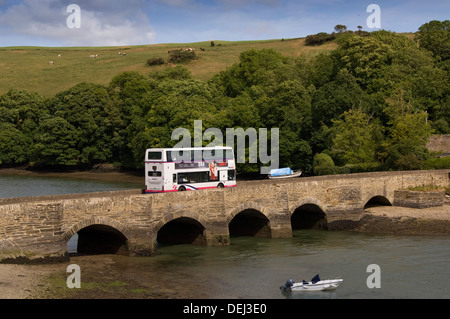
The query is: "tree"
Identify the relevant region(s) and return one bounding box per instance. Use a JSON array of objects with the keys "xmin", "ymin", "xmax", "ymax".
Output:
[
  {"xmin": 382, "ymin": 110, "xmax": 433, "ymax": 170},
  {"xmin": 51, "ymin": 82, "xmax": 122, "ymax": 167},
  {"xmin": 0, "ymin": 89, "xmax": 48, "ymax": 128},
  {"xmin": 148, "ymin": 65, "xmax": 192, "ymax": 81},
  {"xmin": 333, "ymin": 33, "xmax": 392, "ymax": 92},
  {"xmin": 331, "ymin": 108, "xmax": 379, "ymax": 165},
  {"xmin": 211, "ymin": 49, "xmax": 293, "ymax": 97},
  {"xmin": 311, "ymin": 69, "xmax": 368, "ymax": 128},
  {"xmin": 0, "ymin": 122, "xmax": 29, "ymax": 165},
  {"xmin": 415, "ymin": 20, "xmax": 450, "ymax": 61},
  {"xmin": 0, "ymin": 89, "xmax": 48, "ymax": 165},
  {"xmin": 32, "ymin": 116, "xmax": 80, "ymax": 167},
  {"xmin": 334, "ymin": 24, "xmax": 347, "ymax": 33},
  {"xmin": 109, "ymin": 72, "xmax": 155, "ymax": 168}
]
